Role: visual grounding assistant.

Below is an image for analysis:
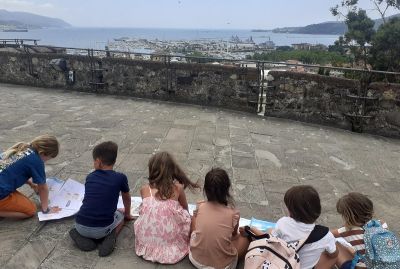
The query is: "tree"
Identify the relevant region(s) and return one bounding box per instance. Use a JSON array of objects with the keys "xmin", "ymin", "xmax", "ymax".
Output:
[
  {"xmin": 276, "ymin": 46, "xmax": 293, "ymax": 52},
  {"xmin": 370, "ymin": 0, "xmax": 399, "ymax": 23},
  {"xmin": 344, "ymin": 9, "xmax": 375, "ymax": 68},
  {"xmin": 331, "ymin": 0, "xmax": 400, "ymax": 72},
  {"xmin": 329, "ymin": 36, "xmax": 347, "ymax": 55},
  {"xmin": 331, "ymin": 0, "xmax": 399, "ymax": 23},
  {"xmin": 370, "ymin": 17, "xmax": 400, "ymax": 73}
]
